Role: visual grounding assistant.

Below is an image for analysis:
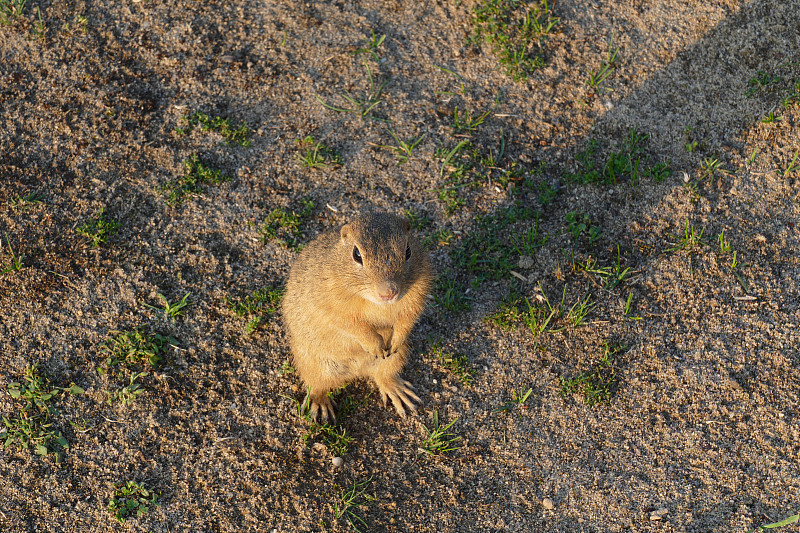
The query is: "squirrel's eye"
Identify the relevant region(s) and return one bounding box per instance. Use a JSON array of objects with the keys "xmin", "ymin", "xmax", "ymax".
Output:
[
  {"xmin": 405, "ymin": 245, "xmax": 412, "ymax": 261},
  {"xmin": 352, "ymin": 246, "xmax": 363, "ymax": 265}
]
